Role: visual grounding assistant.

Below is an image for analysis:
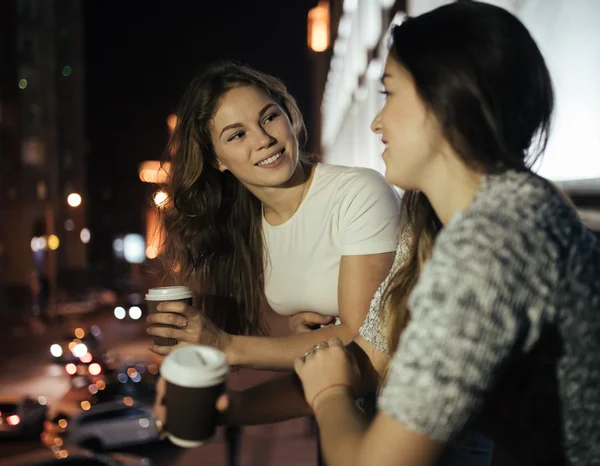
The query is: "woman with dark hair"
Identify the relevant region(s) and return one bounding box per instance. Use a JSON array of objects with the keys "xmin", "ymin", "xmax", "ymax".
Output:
[
  {"xmin": 154, "ymin": 187, "xmax": 495, "ymax": 465},
  {"xmin": 291, "ymin": 2, "xmax": 599, "ymax": 465},
  {"xmin": 146, "ymin": 61, "xmax": 400, "ymax": 369}
]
